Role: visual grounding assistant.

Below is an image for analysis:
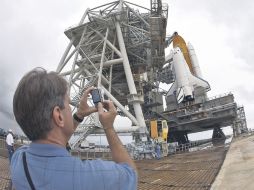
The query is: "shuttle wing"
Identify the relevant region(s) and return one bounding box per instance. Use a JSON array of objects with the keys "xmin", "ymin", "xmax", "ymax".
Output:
[
  {"xmin": 189, "ymin": 75, "xmax": 210, "ymax": 91},
  {"xmin": 167, "ymin": 81, "xmax": 177, "ymax": 95}
]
